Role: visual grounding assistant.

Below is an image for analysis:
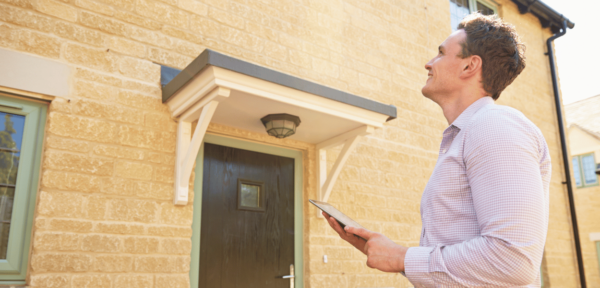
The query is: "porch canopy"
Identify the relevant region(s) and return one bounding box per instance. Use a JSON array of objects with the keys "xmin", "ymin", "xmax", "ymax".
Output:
[{"xmin": 162, "ymin": 49, "xmax": 397, "ymax": 205}]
